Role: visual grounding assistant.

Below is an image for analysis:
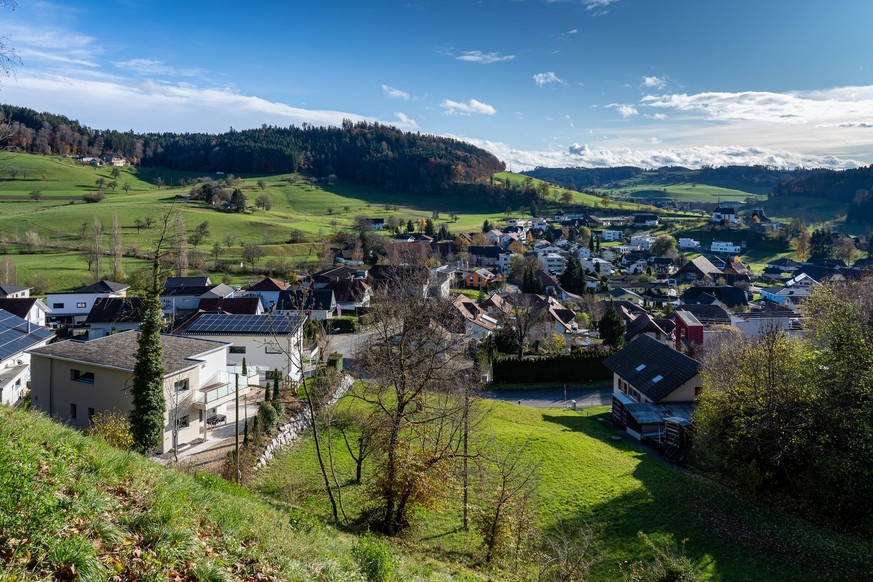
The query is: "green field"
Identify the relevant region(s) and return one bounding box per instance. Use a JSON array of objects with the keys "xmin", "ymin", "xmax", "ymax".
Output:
[{"xmin": 257, "ymin": 398, "xmax": 872, "ymax": 581}]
